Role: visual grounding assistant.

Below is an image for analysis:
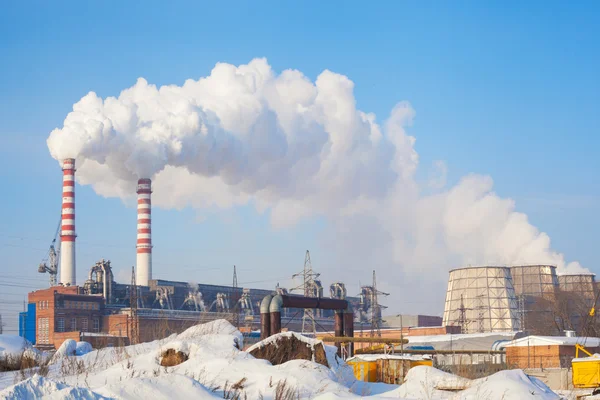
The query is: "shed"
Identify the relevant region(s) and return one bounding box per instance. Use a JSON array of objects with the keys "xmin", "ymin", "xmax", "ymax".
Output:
[
  {"xmin": 346, "ymin": 354, "xmax": 433, "ymax": 383},
  {"xmin": 505, "ymin": 336, "xmax": 600, "ymax": 369}
]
